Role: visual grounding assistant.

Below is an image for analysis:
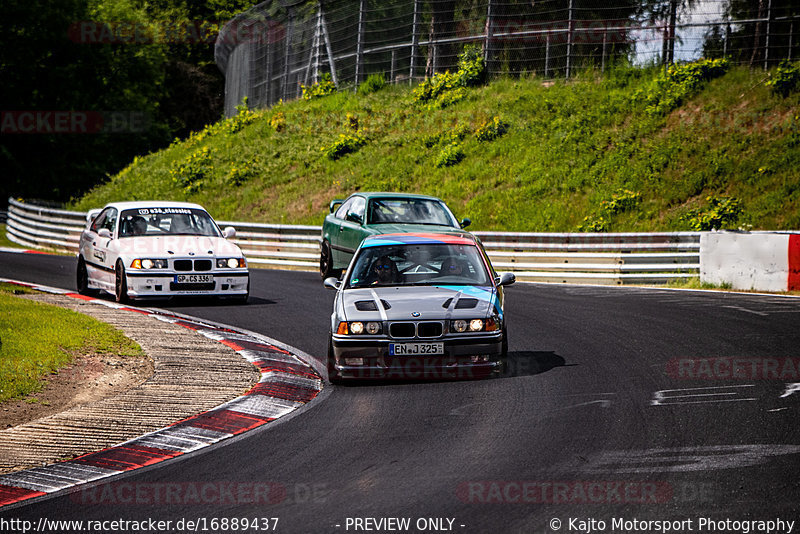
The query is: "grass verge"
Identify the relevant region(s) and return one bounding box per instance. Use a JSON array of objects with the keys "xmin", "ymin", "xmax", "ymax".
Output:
[{"xmin": 0, "ymin": 284, "xmax": 143, "ymax": 403}]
